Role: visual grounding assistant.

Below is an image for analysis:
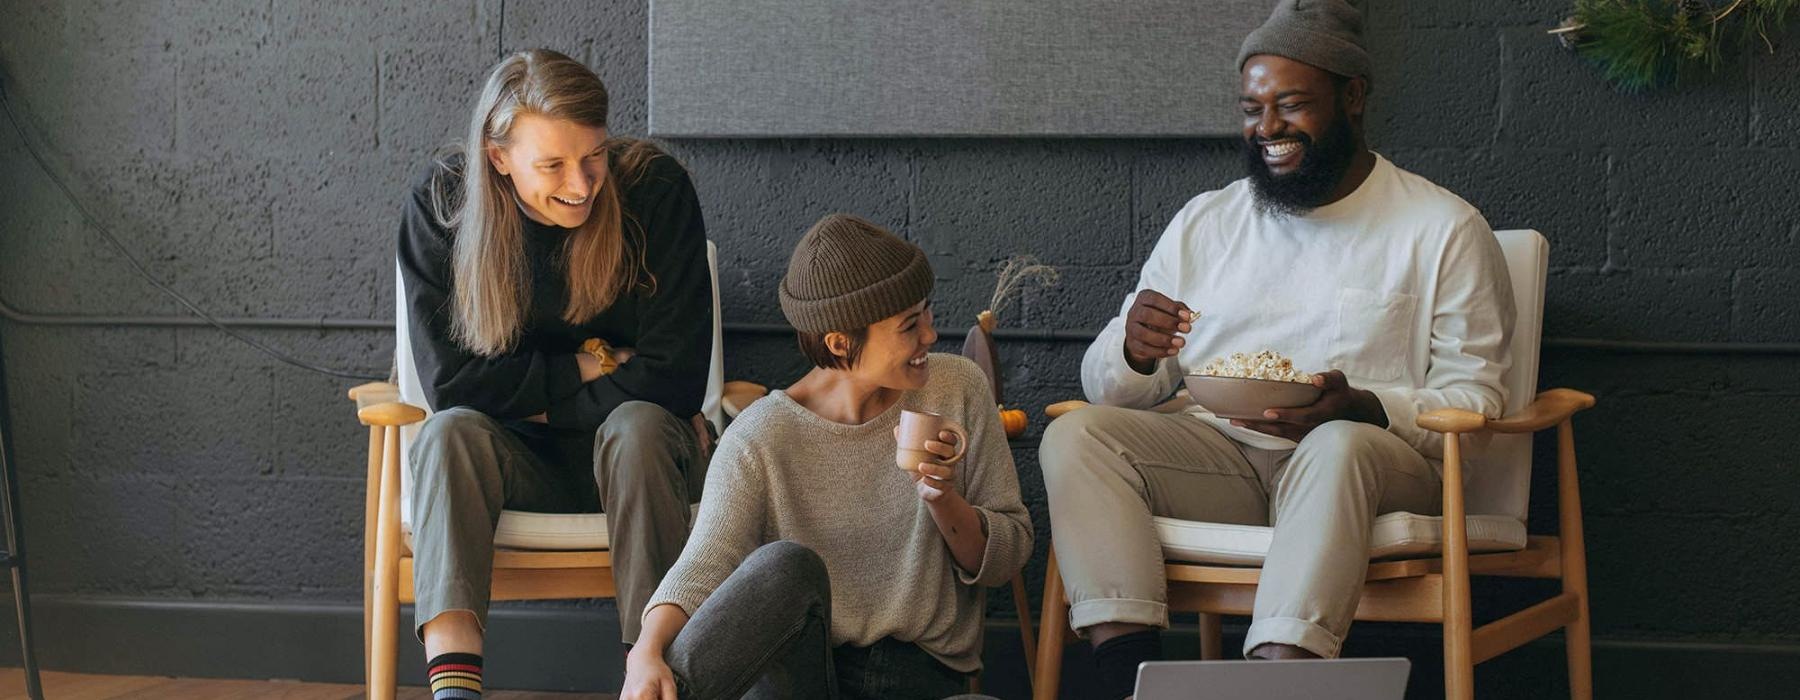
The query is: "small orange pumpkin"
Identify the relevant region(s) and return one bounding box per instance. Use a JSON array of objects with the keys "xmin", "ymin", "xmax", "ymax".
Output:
[{"xmin": 999, "ymin": 406, "xmax": 1028, "ymax": 438}]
